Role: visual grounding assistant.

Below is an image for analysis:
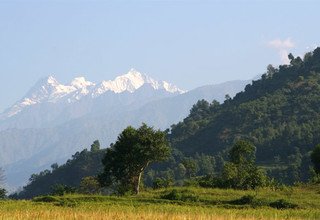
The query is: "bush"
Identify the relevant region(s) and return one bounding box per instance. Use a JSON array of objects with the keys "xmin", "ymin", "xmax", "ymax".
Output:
[
  {"xmin": 55, "ymin": 200, "xmax": 78, "ymax": 208},
  {"xmin": 0, "ymin": 188, "xmax": 6, "ymax": 199},
  {"xmin": 160, "ymin": 189, "xmax": 199, "ymax": 202},
  {"xmin": 183, "ymin": 178, "xmax": 199, "ymax": 187},
  {"xmin": 79, "ymin": 176, "xmax": 100, "ymax": 194},
  {"xmin": 51, "ymin": 184, "xmax": 76, "ymax": 196},
  {"xmin": 230, "ymin": 195, "xmax": 265, "ymax": 207},
  {"xmin": 153, "ymin": 177, "xmax": 173, "ymax": 189},
  {"xmin": 198, "ymin": 175, "xmax": 223, "ymax": 188},
  {"xmin": 269, "ymin": 199, "xmax": 298, "ymax": 209},
  {"xmin": 33, "ymin": 196, "xmax": 60, "ymax": 203}
]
